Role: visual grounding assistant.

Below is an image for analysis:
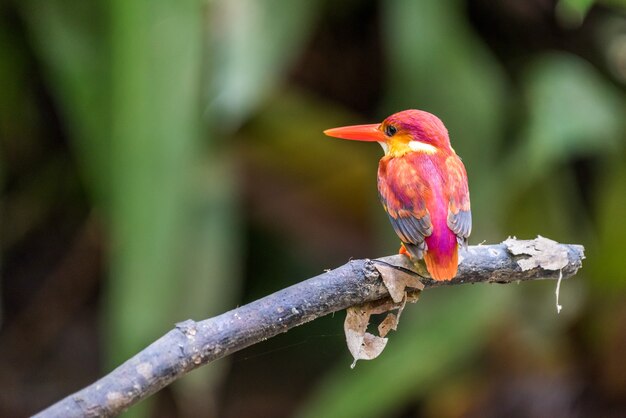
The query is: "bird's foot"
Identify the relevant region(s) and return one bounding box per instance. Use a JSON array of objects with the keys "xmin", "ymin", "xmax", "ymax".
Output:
[{"xmin": 399, "ymin": 243, "xmax": 411, "ymax": 258}]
